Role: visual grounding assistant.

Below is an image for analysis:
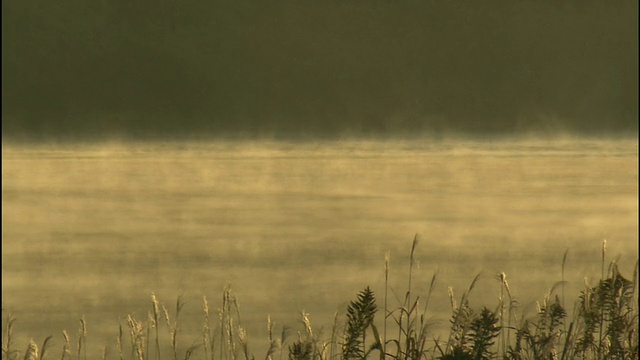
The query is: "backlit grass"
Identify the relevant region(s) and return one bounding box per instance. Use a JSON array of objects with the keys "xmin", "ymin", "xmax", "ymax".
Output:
[{"xmin": 2, "ymin": 237, "xmax": 638, "ymax": 360}]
